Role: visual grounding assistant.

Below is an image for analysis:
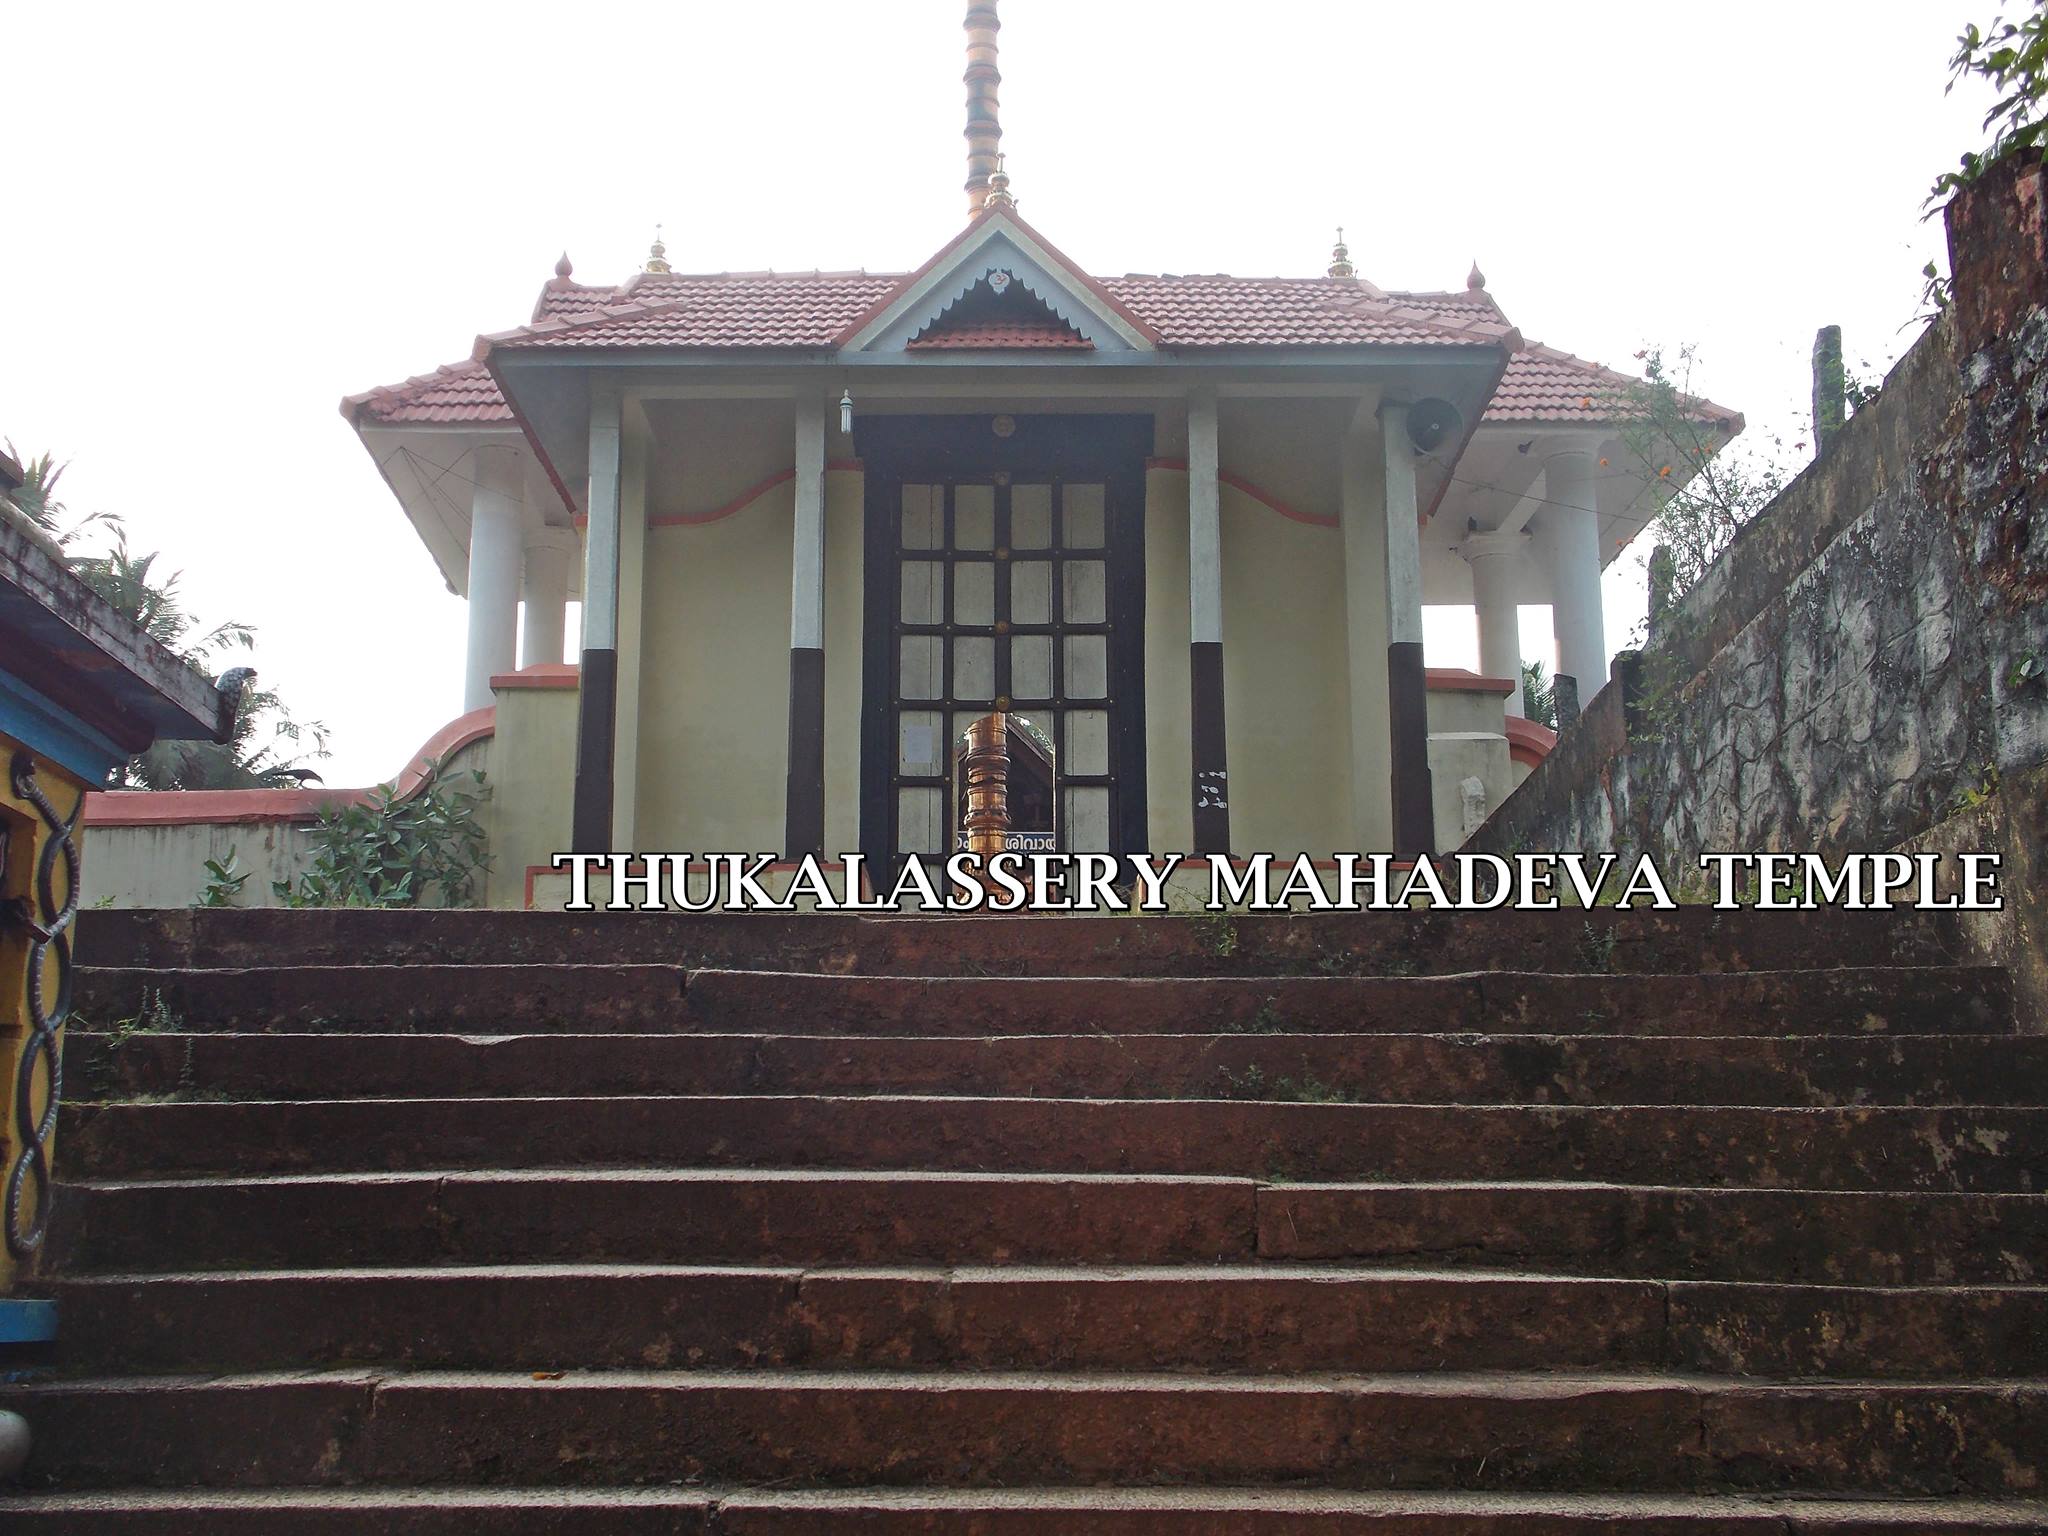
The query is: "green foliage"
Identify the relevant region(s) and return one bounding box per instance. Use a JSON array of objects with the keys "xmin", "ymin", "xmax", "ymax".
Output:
[
  {"xmin": 8, "ymin": 444, "xmax": 331, "ymax": 790},
  {"xmin": 1520, "ymin": 659, "xmax": 1558, "ymax": 729},
  {"xmin": 1610, "ymin": 345, "xmax": 1791, "ymax": 601},
  {"xmin": 198, "ymin": 847, "xmax": 250, "ymax": 908},
  {"xmin": 2, "ymin": 441, "xmax": 68, "ymax": 532},
  {"xmin": 1931, "ymin": 4, "xmax": 2048, "ymax": 205},
  {"xmin": 274, "ymin": 759, "xmax": 492, "ymax": 909}
]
